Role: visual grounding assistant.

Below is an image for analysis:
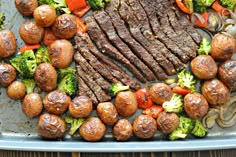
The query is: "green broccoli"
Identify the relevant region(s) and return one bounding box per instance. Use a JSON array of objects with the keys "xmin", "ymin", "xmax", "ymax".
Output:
[
  {"xmin": 220, "ymin": 0, "xmax": 236, "ymax": 10},
  {"xmin": 10, "ymin": 50, "xmax": 37, "ymax": 78},
  {"xmin": 177, "ymin": 69, "xmax": 197, "ymax": 92},
  {"xmin": 193, "ymin": 0, "xmax": 215, "ymax": 13},
  {"xmin": 108, "ymin": 82, "xmax": 130, "ymax": 96},
  {"xmin": 191, "ymin": 120, "xmax": 208, "ymax": 137},
  {"xmin": 22, "ymin": 79, "xmax": 36, "ymax": 94},
  {"xmin": 0, "ymin": 12, "xmax": 5, "ymax": 30},
  {"xmin": 162, "ymin": 93, "xmax": 184, "ymax": 113},
  {"xmin": 57, "ymin": 72, "xmax": 78, "ymax": 96},
  {"xmin": 56, "ymin": 67, "xmax": 76, "ymax": 82},
  {"xmin": 65, "ymin": 116, "xmax": 86, "ymax": 135},
  {"xmin": 169, "ymin": 128, "xmax": 188, "ymax": 141},
  {"xmin": 87, "ymin": 0, "xmax": 111, "ymax": 10},
  {"xmin": 35, "ymin": 47, "xmax": 51, "ymax": 64},
  {"xmin": 38, "ymin": 0, "xmax": 70, "ymax": 15},
  {"xmin": 197, "ymin": 38, "xmax": 211, "ymax": 55}
]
